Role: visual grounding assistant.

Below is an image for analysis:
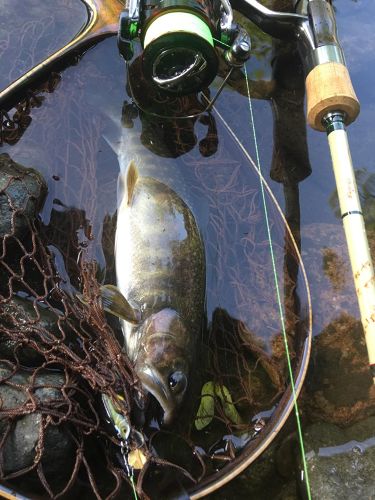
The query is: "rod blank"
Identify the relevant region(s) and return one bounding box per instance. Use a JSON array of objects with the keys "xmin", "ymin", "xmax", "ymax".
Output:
[{"xmin": 327, "ymin": 123, "xmax": 375, "ymax": 374}]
